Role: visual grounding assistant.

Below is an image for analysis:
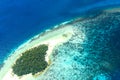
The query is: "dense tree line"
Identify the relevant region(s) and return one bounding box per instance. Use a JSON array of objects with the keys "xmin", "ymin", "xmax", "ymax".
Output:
[{"xmin": 12, "ymin": 44, "xmax": 48, "ymax": 76}]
